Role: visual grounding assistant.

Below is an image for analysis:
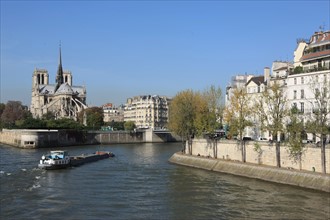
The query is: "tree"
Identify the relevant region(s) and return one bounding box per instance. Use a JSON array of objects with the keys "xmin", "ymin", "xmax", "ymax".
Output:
[
  {"xmin": 287, "ymin": 106, "xmax": 305, "ymax": 170},
  {"xmin": 255, "ymin": 82, "xmax": 288, "ymax": 168},
  {"xmin": 196, "ymin": 85, "xmax": 223, "ymax": 158},
  {"xmin": 46, "ymin": 118, "xmax": 83, "ymax": 129},
  {"xmin": 293, "ymin": 66, "xmax": 303, "ymax": 74},
  {"xmin": 224, "ymin": 87, "xmax": 252, "ymax": 162},
  {"xmin": 0, "ymin": 103, "xmax": 5, "ymax": 117},
  {"xmin": 42, "ymin": 112, "xmax": 56, "ymax": 120},
  {"xmin": 1, "ymin": 101, "xmax": 30, "ymax": 128},
  {"xmin": 105, "ymin": 121, "xmax": 125, "ymax": 131},
  {"xmin": 0, "ymin": 103, "xmax": 5, "ymax": 128},
  {"xmin": 202, "ymin": 85, "xmax": 223, "ymax": 133},
  {"xmin": 17, "ymin": 117, "xmax": 47, "ymax": 129},
  {"xmin": 168, "ymin": 90, "xmax": 202, "ymax": 154},
  {"xmin": 194, "ymin": 92, "xmax": 212, "ymax": 137},
  {"xmin": 305, "ymin": 75, "xmax": 330, "ymax": 174},
  {"xmin": 84, "ymin": 107, "xmax": 104, "ymax": 130},
  {"xmin": 124, "ymin": 121, "xmax": 136, "ymax": 131},
  {"xmin": 169, "ymin": 87, "xmax": 223, "ymax": 156}
]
